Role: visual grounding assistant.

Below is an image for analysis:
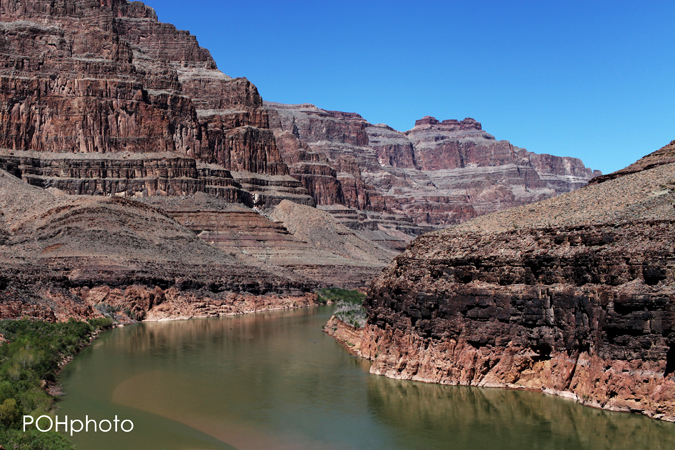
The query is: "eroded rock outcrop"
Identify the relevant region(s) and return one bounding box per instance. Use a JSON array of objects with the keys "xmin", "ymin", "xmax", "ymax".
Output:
[
  {"xmin": 0, "ymin": 168, "xmax": 319, "ymax": 322},
  {"xmin": 0, "ymin": 0, "xmax": 313, "ymax": 206},
  {"xmin": 331, "ymin": 142, "xmax": 675, "ymax": 421},
  {"xmin": 149, "ymin": 196, "xmax": 395, "ymax": 288},
  {"xmin": 266, "ymin": 103, "xmax": 600, "ymax": 230}
]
